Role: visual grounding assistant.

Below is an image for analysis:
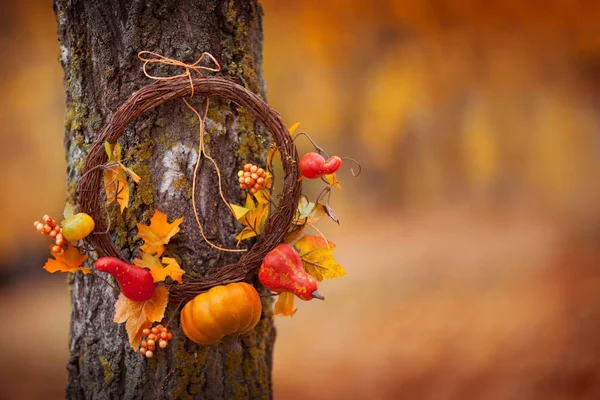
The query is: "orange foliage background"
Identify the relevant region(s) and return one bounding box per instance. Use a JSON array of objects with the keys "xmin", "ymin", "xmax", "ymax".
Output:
[{"xmin": 2, "ymin": 0, "xmax": 600, "ymax": 398}]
